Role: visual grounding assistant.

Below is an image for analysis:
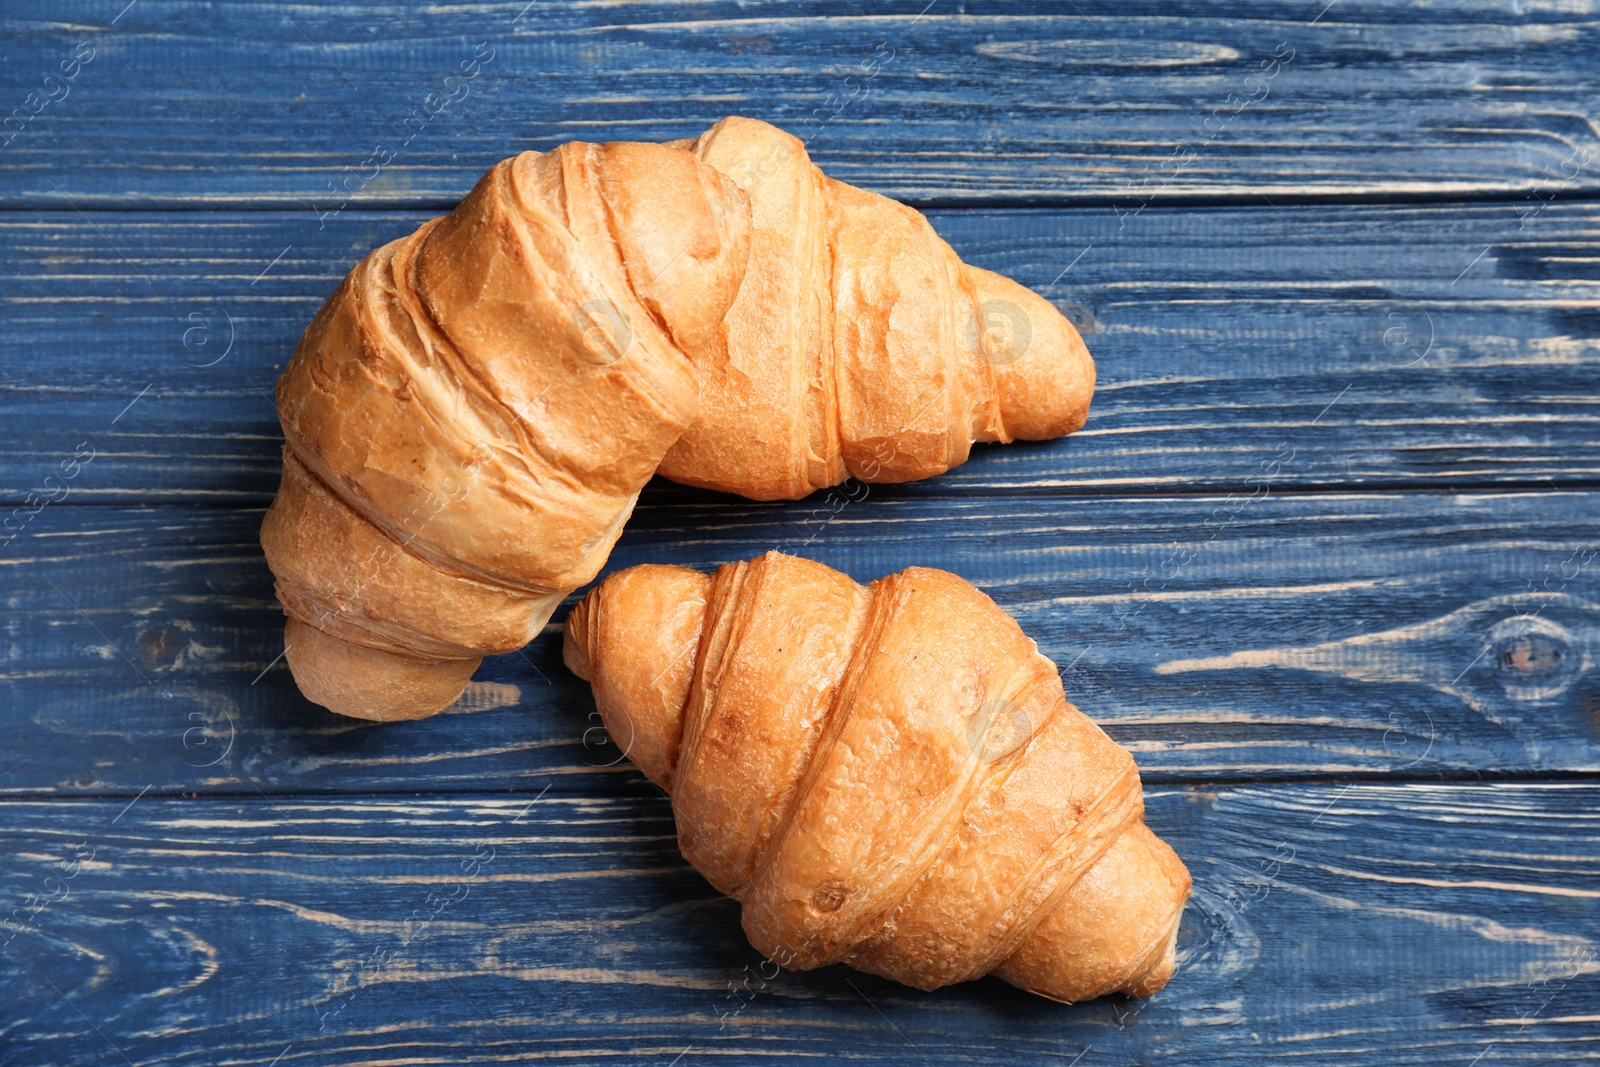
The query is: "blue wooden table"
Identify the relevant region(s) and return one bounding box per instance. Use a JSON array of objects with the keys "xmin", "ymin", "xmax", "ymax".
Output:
[{"xmin": 4, "ymin": 2, "xmax": 1599, "ymax": 1064}]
